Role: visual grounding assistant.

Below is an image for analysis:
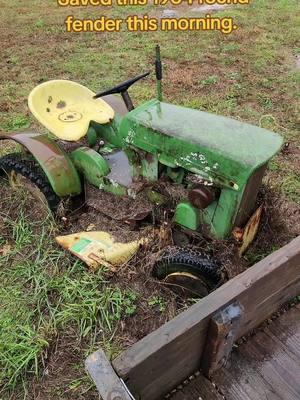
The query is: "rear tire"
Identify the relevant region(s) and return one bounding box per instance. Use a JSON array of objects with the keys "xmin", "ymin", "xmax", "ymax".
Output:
[
  {"xmin": 0, "ymin": 153, "xmax": 60, "ymax": 213},
  {"xmin": 153, "ymin": 246, "xmax": 222, "ymax": 297}
]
